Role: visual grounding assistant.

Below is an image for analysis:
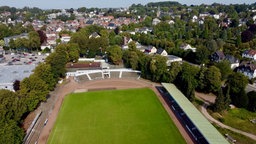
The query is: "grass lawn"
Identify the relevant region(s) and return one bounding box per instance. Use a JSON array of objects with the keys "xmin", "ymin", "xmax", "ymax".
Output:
[
  {"xmin": 48, "ymin": 88, "xmax": 185, "ymax": 144},
  {"xmin": 213, "ymin": 123, "xmax": 256, "ymax": 144},
  {"xmin": 211, "ymin": 108, "xmax": 256, "ymax": 135}
]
